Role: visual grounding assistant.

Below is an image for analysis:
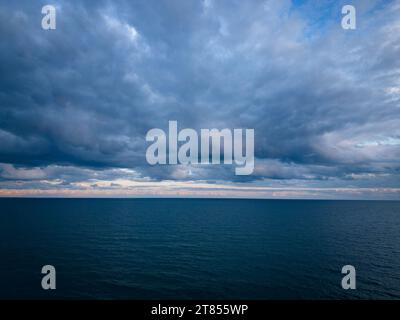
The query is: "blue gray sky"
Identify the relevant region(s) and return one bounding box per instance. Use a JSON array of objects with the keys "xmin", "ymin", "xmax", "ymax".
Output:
[{"xmin": 0, "ymin": 0, "xmax": 399, "ymax": 199}]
